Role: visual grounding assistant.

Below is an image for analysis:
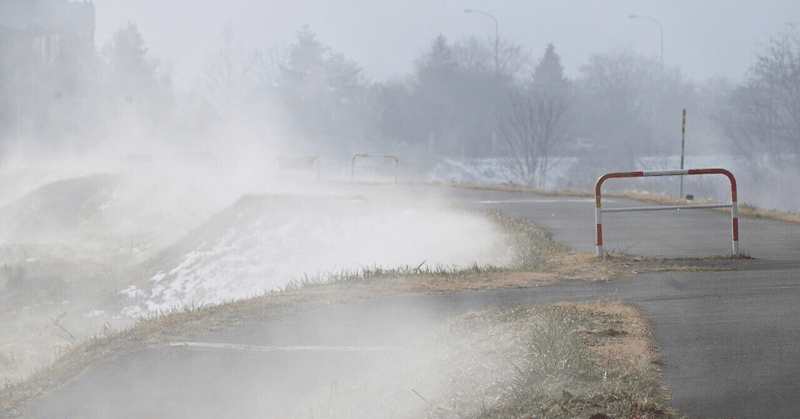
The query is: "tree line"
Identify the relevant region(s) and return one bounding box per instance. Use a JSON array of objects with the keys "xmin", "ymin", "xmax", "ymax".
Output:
[{"xmin": 1, "ymin": 21, "xmax": 798, "ymax": 186}]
